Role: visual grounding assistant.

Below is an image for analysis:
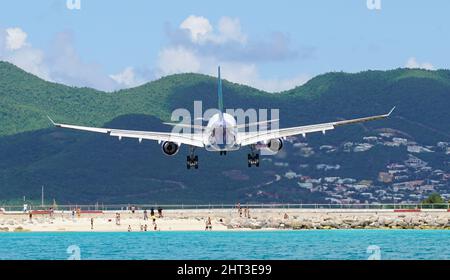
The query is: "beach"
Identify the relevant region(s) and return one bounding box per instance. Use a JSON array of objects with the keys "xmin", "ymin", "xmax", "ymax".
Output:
[{"xmin": 1, "ymin": 208, "xmax": 449, "ymax": 232}]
